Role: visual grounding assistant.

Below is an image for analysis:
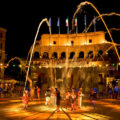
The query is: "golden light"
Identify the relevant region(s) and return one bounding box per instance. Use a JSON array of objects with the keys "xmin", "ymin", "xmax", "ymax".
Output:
[{"xmin": 19, "ymin": 64, "xmax": 22, "ymax": 68}]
